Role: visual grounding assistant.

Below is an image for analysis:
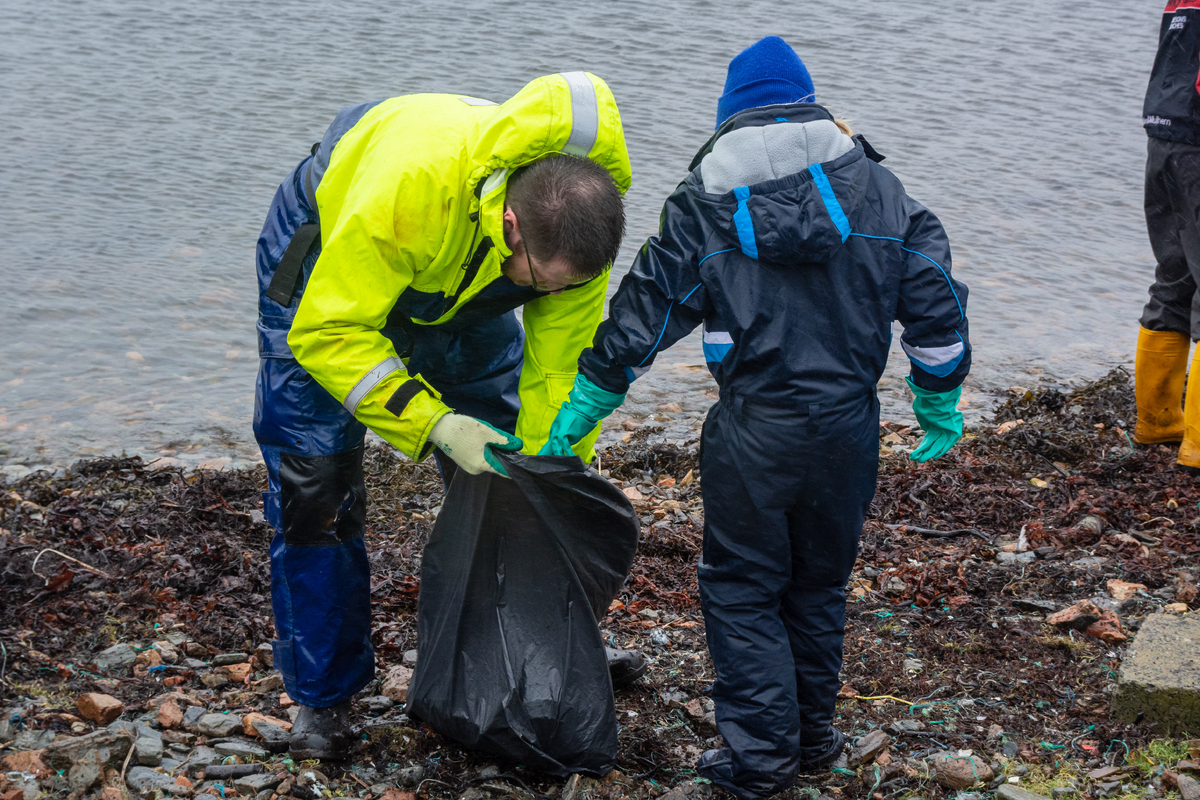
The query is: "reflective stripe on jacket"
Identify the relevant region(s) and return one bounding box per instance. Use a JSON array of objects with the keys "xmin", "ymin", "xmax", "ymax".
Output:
[{"xmin": 287, "ymin": 73, "xmax": 632, "ymax": 459}]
